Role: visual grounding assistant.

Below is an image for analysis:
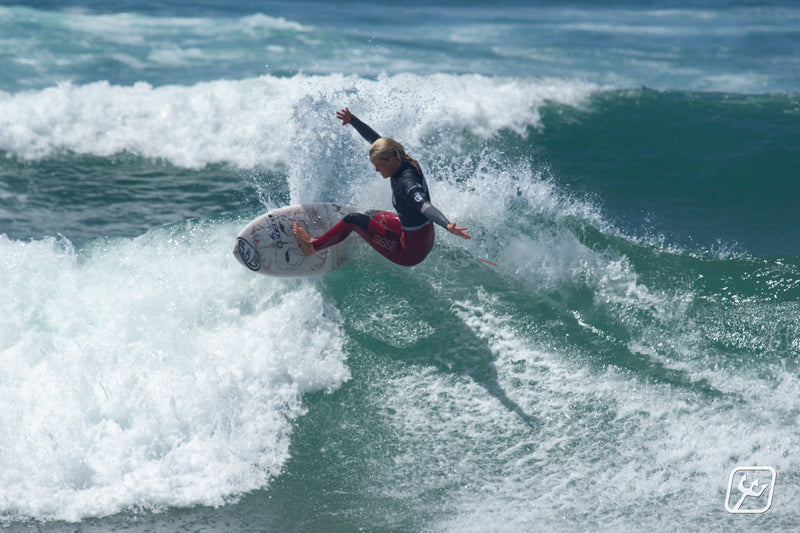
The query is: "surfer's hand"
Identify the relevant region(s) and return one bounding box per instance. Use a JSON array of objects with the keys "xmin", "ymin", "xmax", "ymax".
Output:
[
  {"xmin": 336, "ymin": 107, "xmax": 353, "ymax": 125},
  {"xmin": 447, "ymin": 223, "xmax": 471, "ymax": 240}
]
